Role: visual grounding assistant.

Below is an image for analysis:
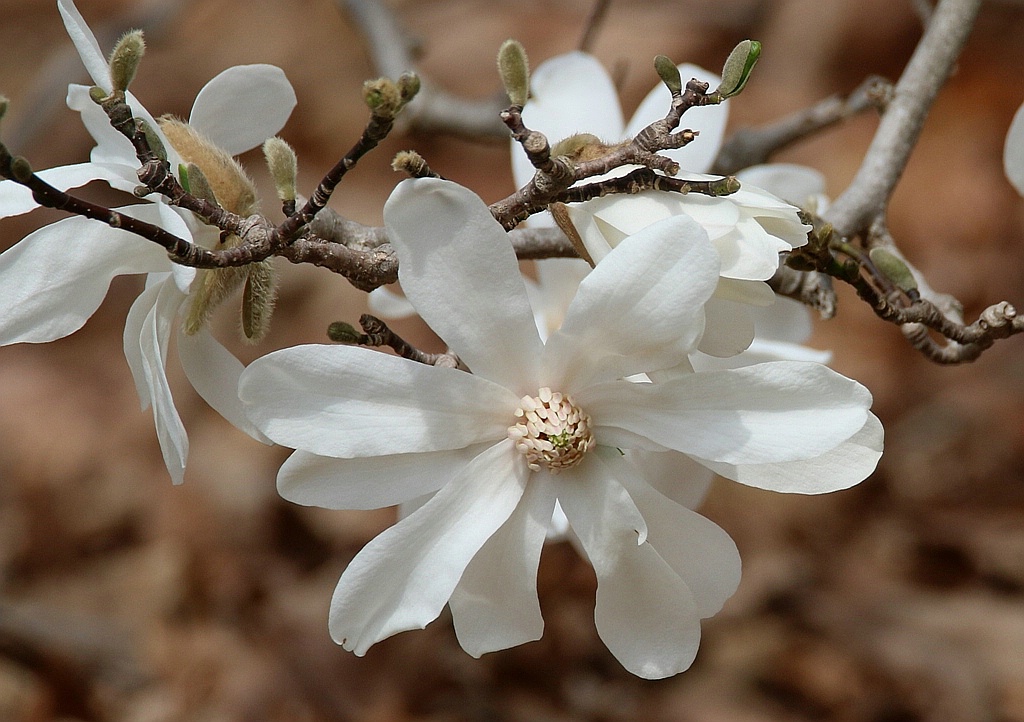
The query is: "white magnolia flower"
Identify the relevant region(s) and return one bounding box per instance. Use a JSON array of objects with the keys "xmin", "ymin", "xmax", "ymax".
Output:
[
  {"xmin": 1005, "ymin": 100, "xmax": 1024, "ymax": 196},
  {"xmin": 0, "ymin": 0, "xmax": 295, "ymax": 482},
  {"xmin": 239, "ymin": 178, "xmax": 881, "ymax": 679},
  {"xmin": 513, "ymin": 51, "xmax": 812, "ymax": 357}
]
